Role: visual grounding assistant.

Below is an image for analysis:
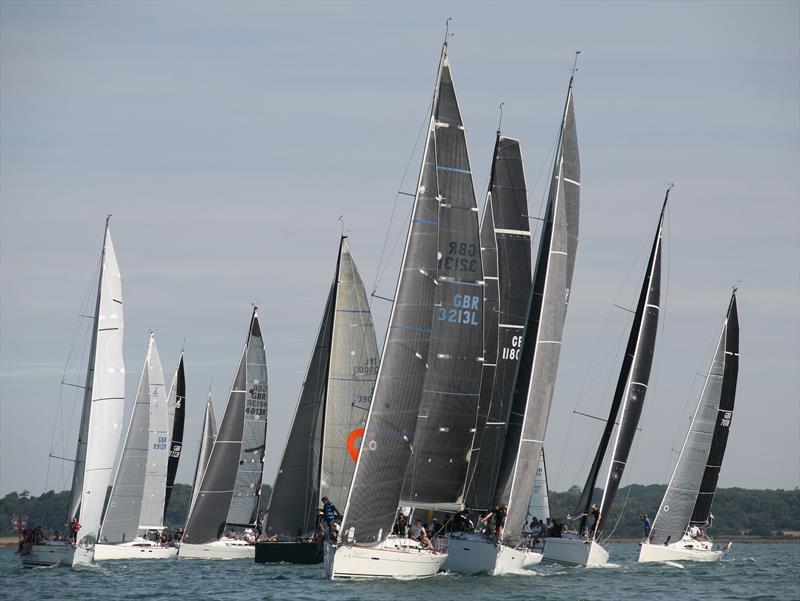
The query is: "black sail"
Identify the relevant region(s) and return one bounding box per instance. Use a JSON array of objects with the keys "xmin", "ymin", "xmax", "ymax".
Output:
[
  {"xmin": 340, "ymin": 51, "xmax": 446, "ymax": 546},
  {"xmin": 575, "ymin": 191, "xmax": 667, "ymax": 537},
  {"xmin": 266, "ymin": 242, "xmax": 339, "ymax": 540},
  {"xmin": 400, "ymin": 53, "xmax": 484, "ymax": 509},
  {"xmin": 690, "ymin": 292, "xmax": 739, "ymax": 525},
  {"xmin": 465, "ymin": 135, "xmax": 531, "ymax": 512},
  {"xmin": 164, "ymin": 354, "xmax": 186, "ymax": 518},
  {"xmin": 182, "ymin": 309, "xmax": 266, "ymax": 543}
]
